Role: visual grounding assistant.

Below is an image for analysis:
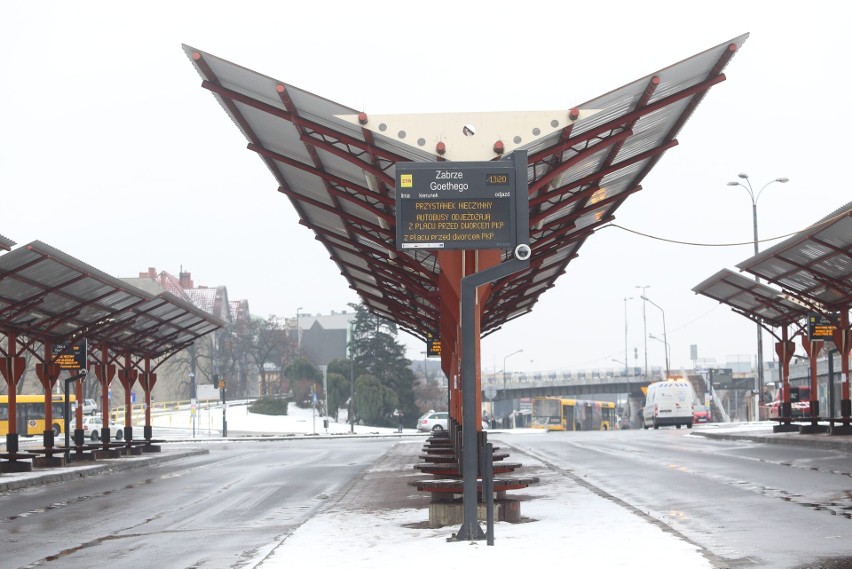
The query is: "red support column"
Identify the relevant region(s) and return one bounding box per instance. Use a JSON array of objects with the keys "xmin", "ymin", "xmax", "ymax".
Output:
[
  {"xmin": 1, "ymin": 332, "xmax": 30, "ymax": 472},
  {"xmin": 800, "ymin": 337, "xmax": 826, "ymax": 434},
  {"xmin": 773, "ymin": 326, "xmax": 798, "ymax": 433},
  {"xmin": 93, "ymin": 344, "xmax": 117, "ymax": 453},
  {"xmin": 831, "ymin": 308, "xmax": 851, "ymax": 434},
  {"xmin": 34, "ymin": 341, "xmax": 62, "ymax": 461},
  {"xmin": 138, "ymin": 357, "xmax": 160, "ymax": 451},
  {"xmin": 117, "ymin": 352, "xmax": 138, "ymax": 451},
  {"xmin": 438, "ymin": 250, "xmax": 463, "ymax": 432}
]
